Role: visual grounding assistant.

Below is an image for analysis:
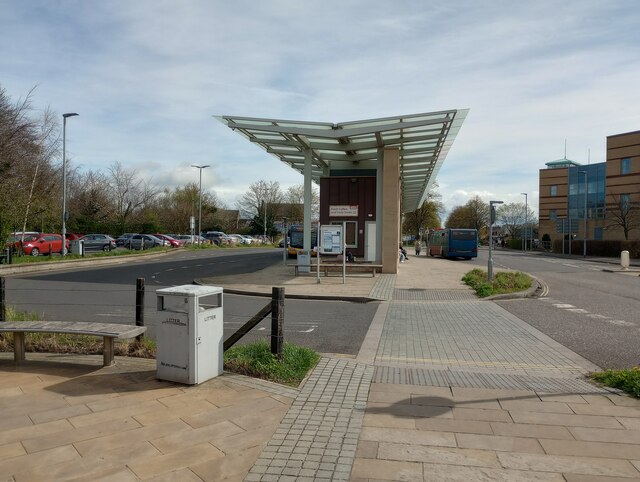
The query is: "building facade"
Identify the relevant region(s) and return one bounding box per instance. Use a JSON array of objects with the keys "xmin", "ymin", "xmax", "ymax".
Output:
[{"xmin": 538, "ymin": 130, "xmax": 640, "ymax": 246}]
